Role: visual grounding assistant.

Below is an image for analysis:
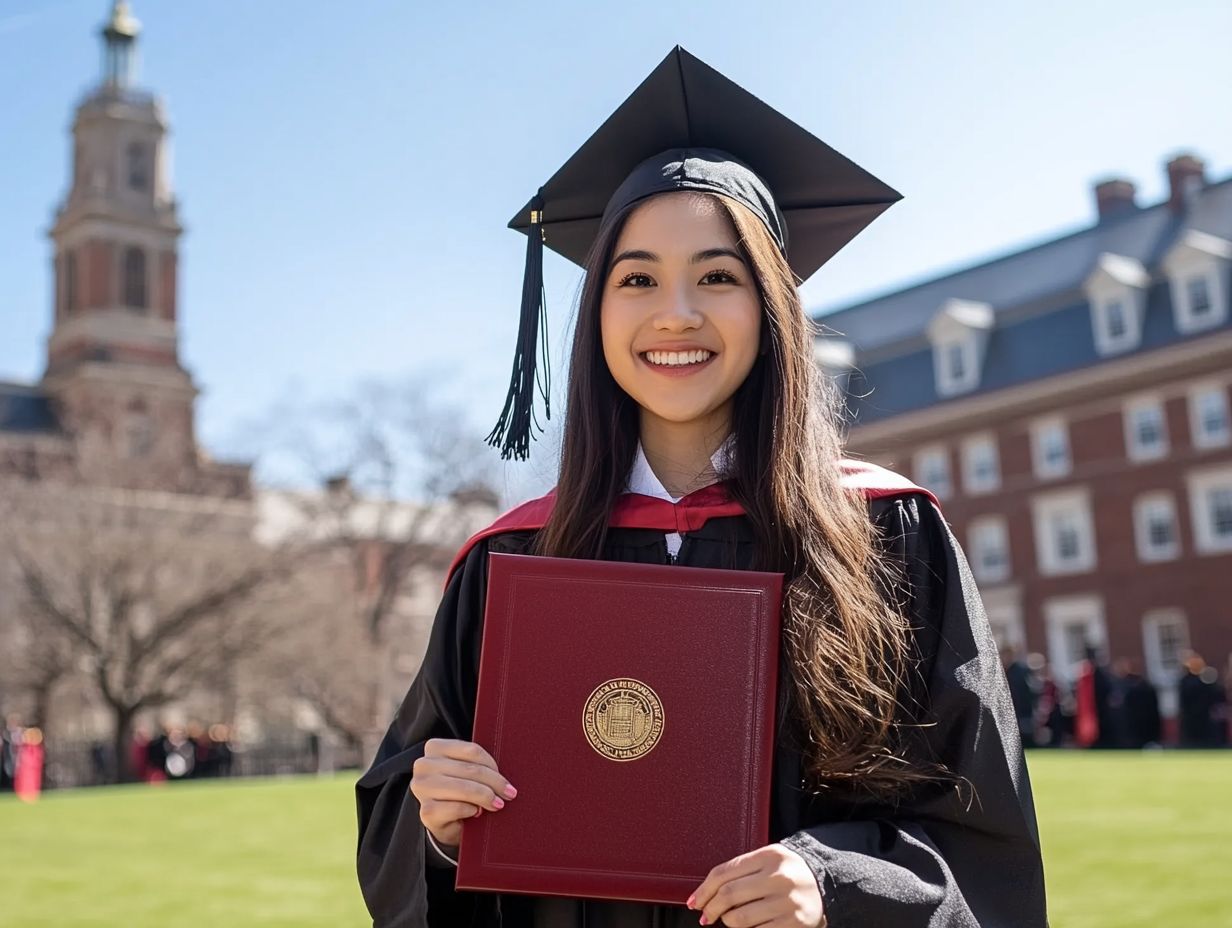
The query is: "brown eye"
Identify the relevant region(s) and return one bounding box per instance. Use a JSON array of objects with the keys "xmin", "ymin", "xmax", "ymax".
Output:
[
  {"xmin": 701, "ymin": 269, "xmax": 738, "ymax": 285},
  {"xmin": 617, "ymin": 272, "xmax": 654, "ymax": 288}
]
